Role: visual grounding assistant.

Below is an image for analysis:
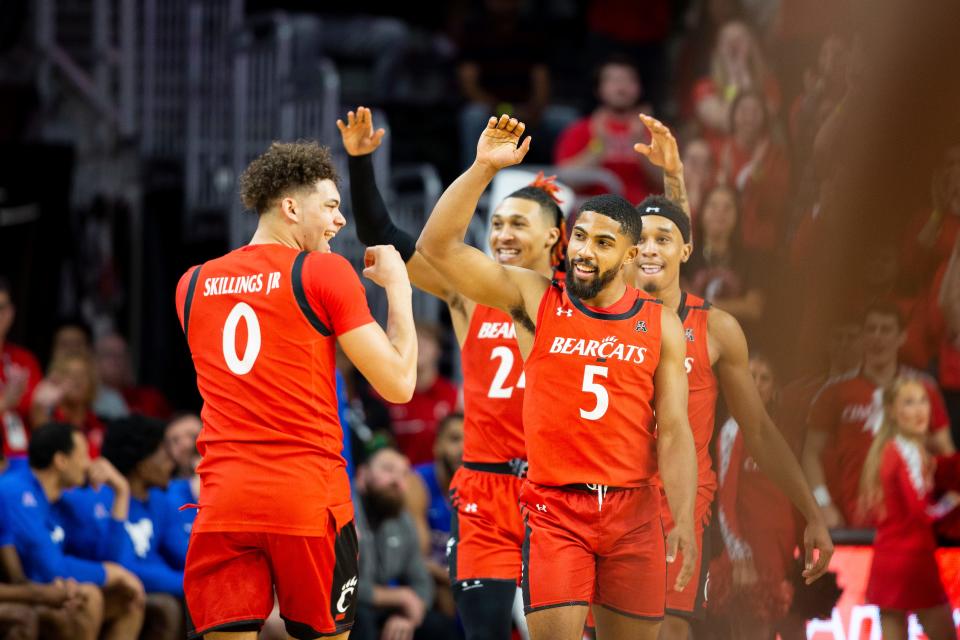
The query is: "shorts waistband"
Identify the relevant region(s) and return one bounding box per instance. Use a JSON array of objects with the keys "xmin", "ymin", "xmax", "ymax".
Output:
[
  {"xmin": 463, "ymin": 459, "xmax": 528, "ymax": 477},
  {"xmin": 561, "ymin": 483, "xmax": 630, "ymax": 493}
]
